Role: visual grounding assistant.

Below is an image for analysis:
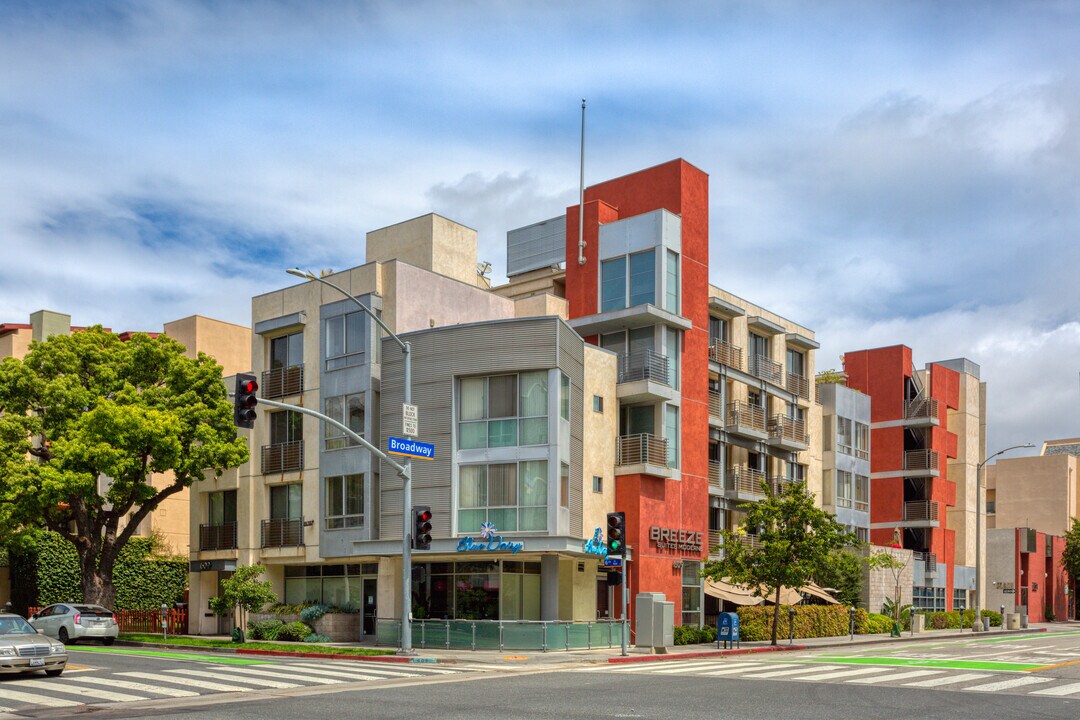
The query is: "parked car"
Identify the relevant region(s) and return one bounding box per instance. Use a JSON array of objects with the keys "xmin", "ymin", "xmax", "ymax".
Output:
[
  {"xmin": 0, "ymin": 612, "xmax": 67, "ymax": 677},
  {"xmin": 29, "ymin": 604, "xmax": 119, "ymax": 645}
]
